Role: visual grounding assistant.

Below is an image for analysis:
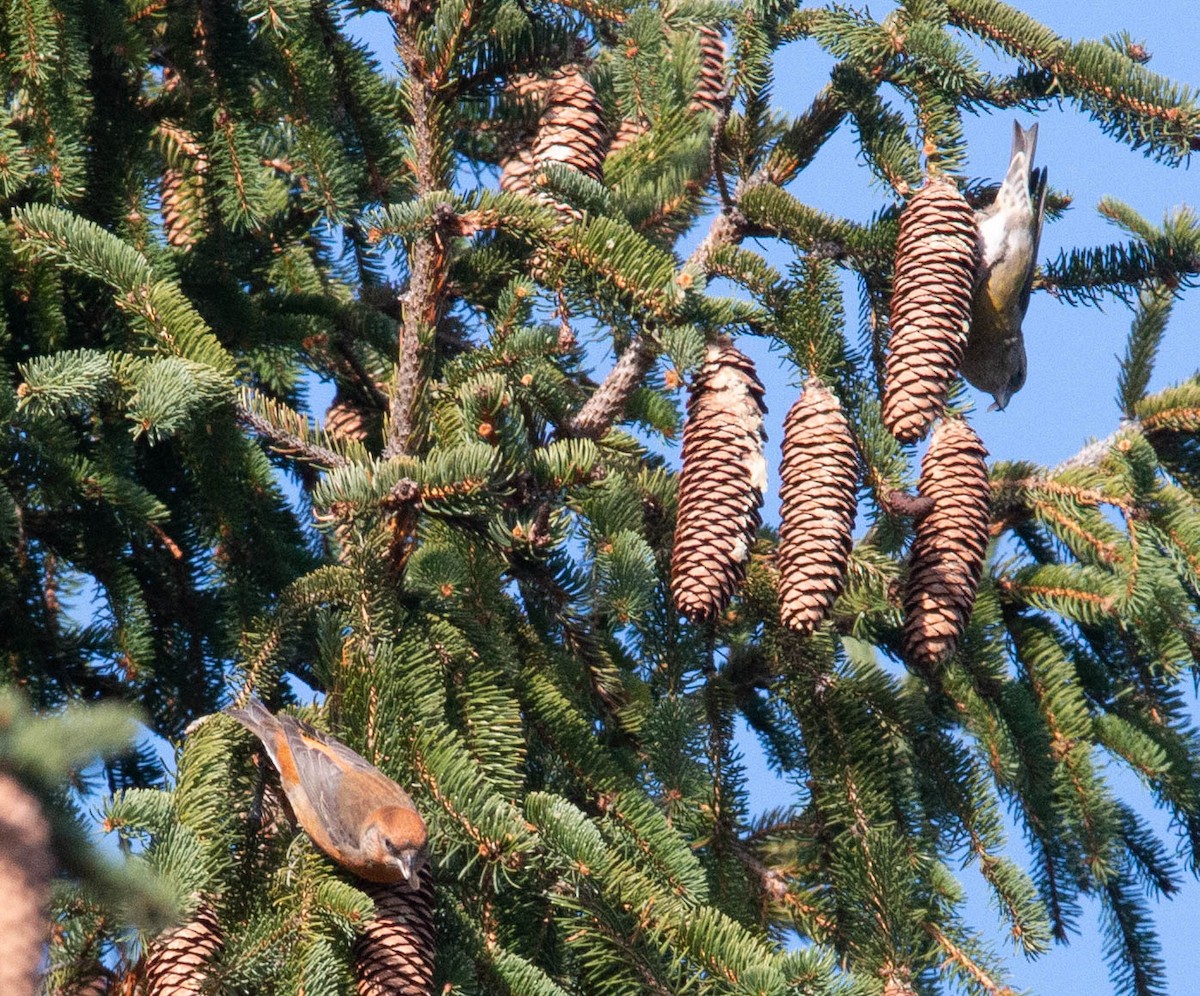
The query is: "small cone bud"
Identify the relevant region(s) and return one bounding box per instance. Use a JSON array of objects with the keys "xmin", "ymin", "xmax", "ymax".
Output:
[
  {"xmin": 671, "ymin": 338, "xmax": 767, "ymax": 622},
  {"xmin": 903, "ymin": 418, "xmax": 990, "ymax": 672},
  {"xmin": 143, "ymin": 899, "xmax": 223, "ymax": 996},
  {"xmin": 0, "ymin": 772, "xmax": 53, "ymax": 996},
  {"xmin": 883, "ymin": 178, "xmax": 979, "ymax": 443},
  {"xmin": 355, "ymin": 870, "xmax": 437, "ymax": 996},
  {"xmin": 777, "ymin": 380, "xmax": 859, "ymax": 633}
]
